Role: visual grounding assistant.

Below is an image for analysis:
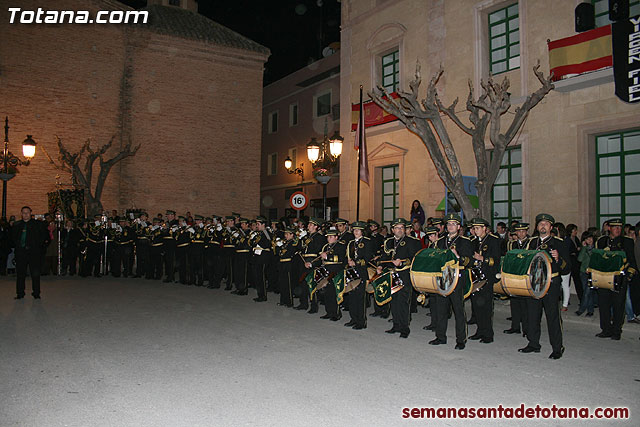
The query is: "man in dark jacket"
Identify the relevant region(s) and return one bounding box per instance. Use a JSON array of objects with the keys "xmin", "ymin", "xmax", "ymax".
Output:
[{"xmin": 10, "ymin": 206, "xmax": 49, "ymax": 299}]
